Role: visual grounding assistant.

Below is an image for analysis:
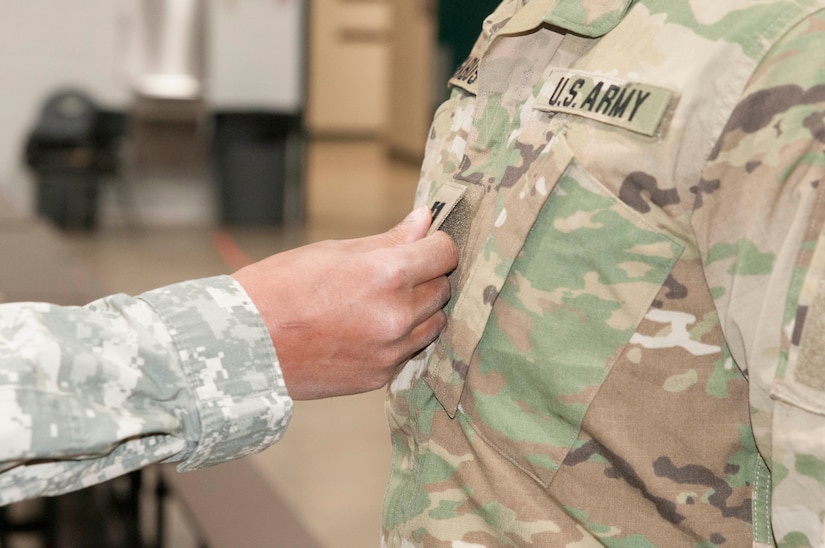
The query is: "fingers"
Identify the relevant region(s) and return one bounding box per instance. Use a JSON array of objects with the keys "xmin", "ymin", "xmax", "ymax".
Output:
[
  {"xmin": 397, "ymin": 310, "xmax": 447, "ymax": 364},
  {"xmin": 391, "ymin": 230, "xmax": 458, "ymax": 286},
  {"xmin": 383, "ymin": 206, "xmax": 433, "ymax": 245},
  {"xmin": 344, "ymin": 207, "xmax": 433, "ymax": 253},
  {"xmin": 408, "ymin": 274, "xmax": 452, "ymax": 325},
  {"xmin": 389, "ymin": 274, "xmax": 451, "ymax": 362}
]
